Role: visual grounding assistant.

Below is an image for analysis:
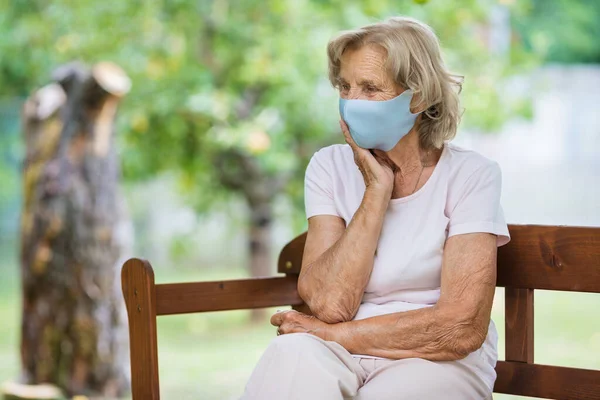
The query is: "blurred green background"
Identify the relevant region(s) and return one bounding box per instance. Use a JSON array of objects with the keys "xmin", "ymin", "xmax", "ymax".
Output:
[{"xmin": 1, "ymin": 0, "xmax": 599, "ymax": 399}]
